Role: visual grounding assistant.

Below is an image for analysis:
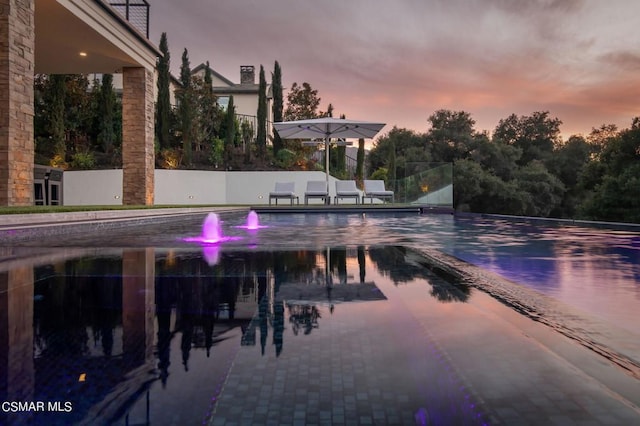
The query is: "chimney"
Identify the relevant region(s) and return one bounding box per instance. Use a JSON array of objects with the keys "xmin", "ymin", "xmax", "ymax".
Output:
[{"xmin": 240, "ymin": 65, "xmax": 255, "ymax": 85}]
